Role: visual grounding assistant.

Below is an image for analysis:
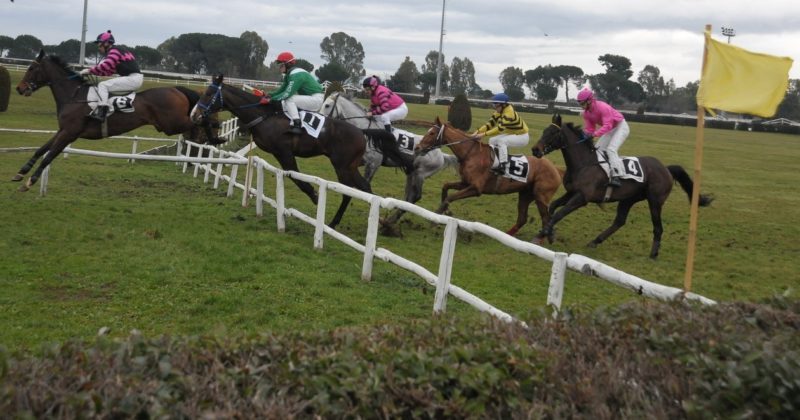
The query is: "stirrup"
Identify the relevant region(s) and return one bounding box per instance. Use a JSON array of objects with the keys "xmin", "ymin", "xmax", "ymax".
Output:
[{"xmin": 607, "ymin": 176, "xmax": 622, "ymax": 188}]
